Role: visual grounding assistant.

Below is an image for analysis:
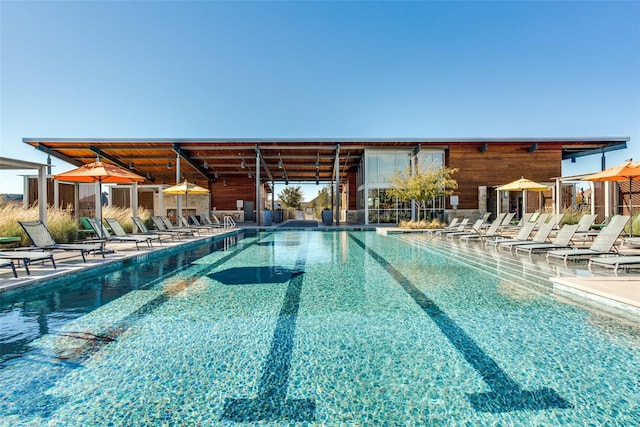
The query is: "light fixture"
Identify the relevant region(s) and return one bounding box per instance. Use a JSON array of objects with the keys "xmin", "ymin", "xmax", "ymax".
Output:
[
  {"xmin": 203, "ymin": 161, "xmax": 209, "ymax": 169},
  {"xmin": 213, "ymin": 172, "xmax": 218, "ymax": 179},
  {"xmin": 146, "ymin": 172, "xmax": 151, "ymax": 179},
  {"xmin": 248, "ymin": 171, "xmax": 252, "ymax": 178},
  {"xmin": 528, "ymin": 143, "xmax": 538, "ymax": 153},
  {"xmin": 282, "ymin": 172, "xmax": 286, "ymax": 178},
  {"xmin": 241, "ymin": 159, "xmax": 246, "ymax": 168},
  {"xmin": 285, "ymin": 180, "xmax": 289, "ymax": 186},
  {"xmin": 278, "ymin": 152, "xmax": 283, "ymax": 169},
  {"xmin": 167, "ymin": 161, "xmax": 172, "ymax": 169},
  {"xmin": 479, "ymin": 143, "xmax": 488, "ymax": 153},
  {"xmin": 316, "ymin": 152, "xmax": 320, "ymax": 169},
  {"xmin": 181, "ymin": 172, "xmax": 185, "ymax": 180},
  {"xmin": 571, "ymin": 157, "xmax": 576, "ymax": 163},
  {"xmin": 223, "ymin": 178, "xmax": 227, "ymax": 186},
  {"xmin": 128, "ymin": 161, "xmax": 135, "ymax": 169}
]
